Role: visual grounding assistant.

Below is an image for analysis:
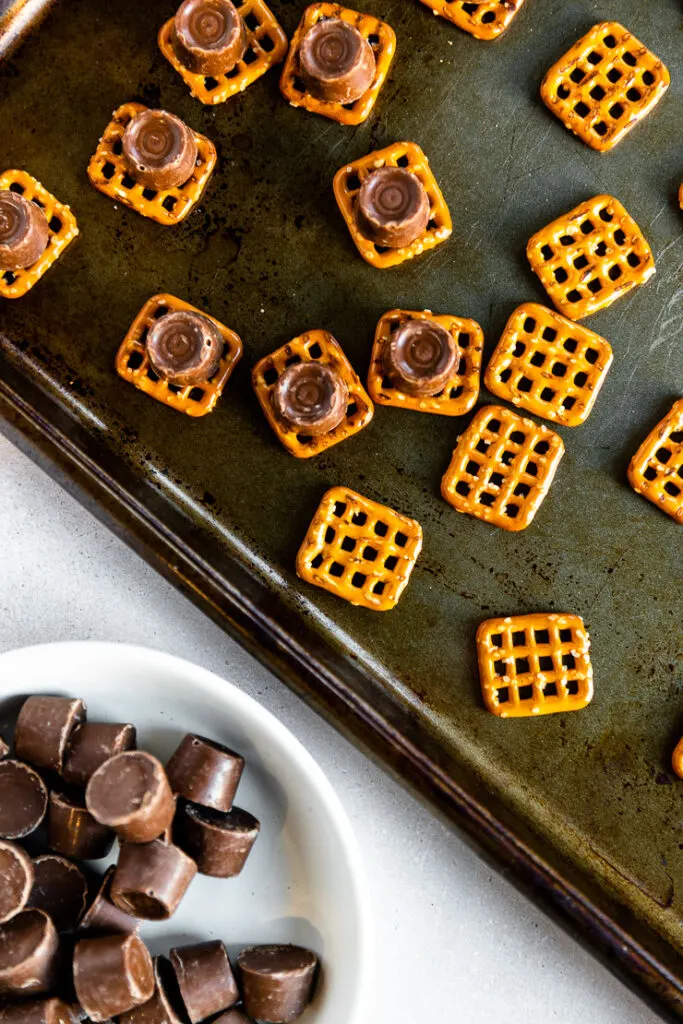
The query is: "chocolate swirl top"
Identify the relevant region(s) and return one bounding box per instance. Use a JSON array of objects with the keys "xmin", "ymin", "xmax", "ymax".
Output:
[
  {"xmin": 146, "ymin": 311, "xmax": 223, "ymax": 386},
  {"xmin": 272, "ymin": 362, "xmax": 348, "ymax": 435},
  {"xmin": 299, "ymin": 18, "xmax": 375, "ymax": 104},
  {"xmin": 384, "ymin": 319, "xmax": 458, "ymax": 397},
  {"xmin": 173, "ymin": 0, "xmax": 247, "ymax": 76},
  {"xmin": 122, "ymin": 110, "xmax": 197, "ymax": 191},
  {"xmin": 0, "ymin": 192, "xmax": 49, "ymax": 271},
  {"xmin": 355, "ymin": 166, "xmax": 430, "ymax": 248}
]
